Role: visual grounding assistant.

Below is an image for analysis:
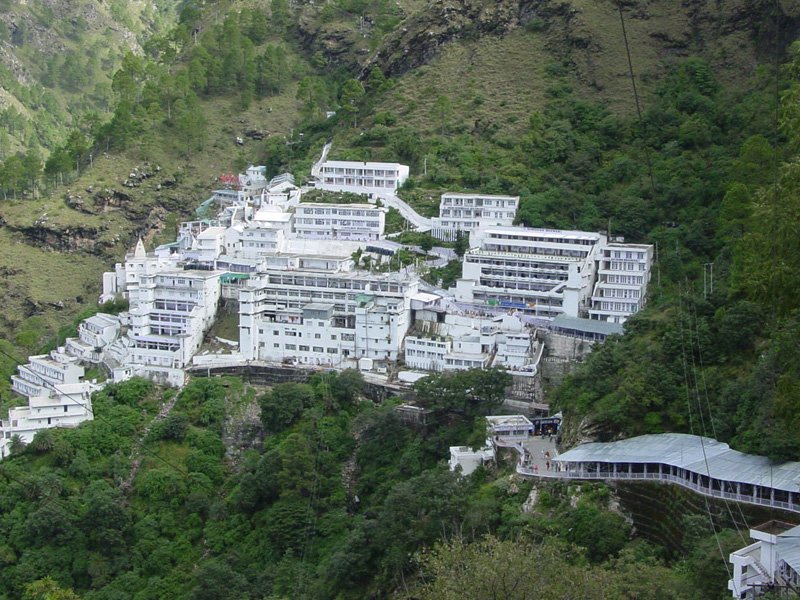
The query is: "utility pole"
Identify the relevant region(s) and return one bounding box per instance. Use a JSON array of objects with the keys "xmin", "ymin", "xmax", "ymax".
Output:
[{"xmin": 703, "ymin": 262, "xmax": 714, "ymax": 299}]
